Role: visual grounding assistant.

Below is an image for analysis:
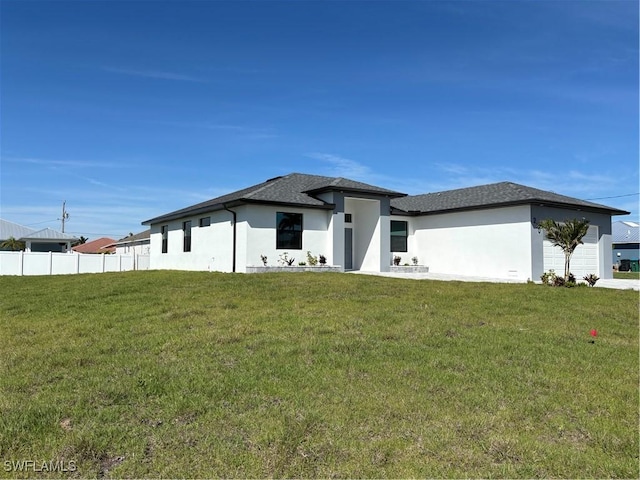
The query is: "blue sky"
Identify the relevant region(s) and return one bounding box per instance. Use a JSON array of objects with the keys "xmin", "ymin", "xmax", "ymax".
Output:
[{"xmin": 1, "ymin": 0, "xmax": 638, "ymax": 240}]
